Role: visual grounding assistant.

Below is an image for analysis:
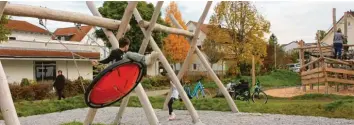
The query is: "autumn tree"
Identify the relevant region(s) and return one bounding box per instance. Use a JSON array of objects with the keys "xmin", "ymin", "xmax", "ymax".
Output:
[
  {"xmin": 202, "ymin": 38, "xmax": 225, "ymax": 68},
  {"xmin": 317, "ymin": 30, "xmax": 326, "ymax": 41},
  {"xmin": 209, "ymin": 1, "xmax": 270, "ymax": 75},
  {"xmin": 95, "ymin": 1, "xmax": 168, "ymax": 52},
  {"xmin": 0, "ymin": 15, "xmax": 11, "ymax": 43},
  {"xmin": 162, "ymin": 2, "xmax": 190, "ymax": 70}
]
